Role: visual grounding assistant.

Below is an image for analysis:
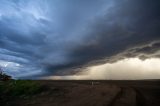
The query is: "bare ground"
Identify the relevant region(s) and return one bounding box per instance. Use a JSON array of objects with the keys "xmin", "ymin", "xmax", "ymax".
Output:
[{"xmin": 1, "ymin": 80, "xmax": 160, "ymax": 106}]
